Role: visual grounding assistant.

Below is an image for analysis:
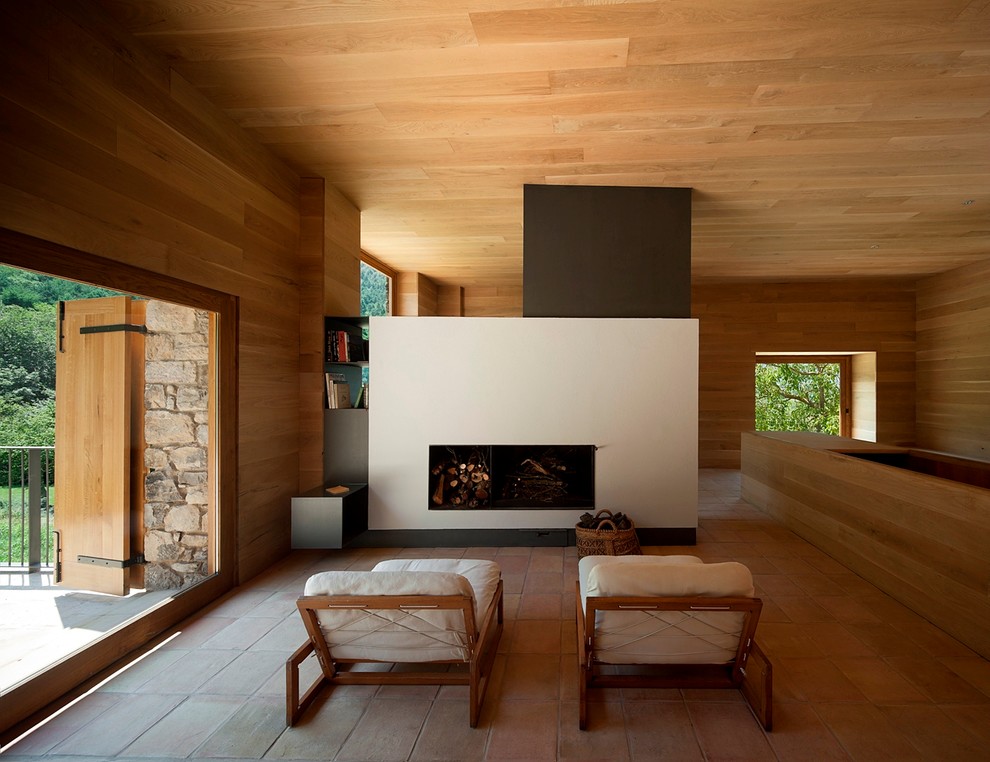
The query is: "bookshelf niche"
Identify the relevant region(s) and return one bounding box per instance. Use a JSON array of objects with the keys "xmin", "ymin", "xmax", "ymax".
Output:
[
  {"xmin": 293, "ymin": 316, "xmax": 371, "ymax": 551},
  {"xmin": 324, "ymin": 316, "xmax": 369, "ymax": 410}
]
